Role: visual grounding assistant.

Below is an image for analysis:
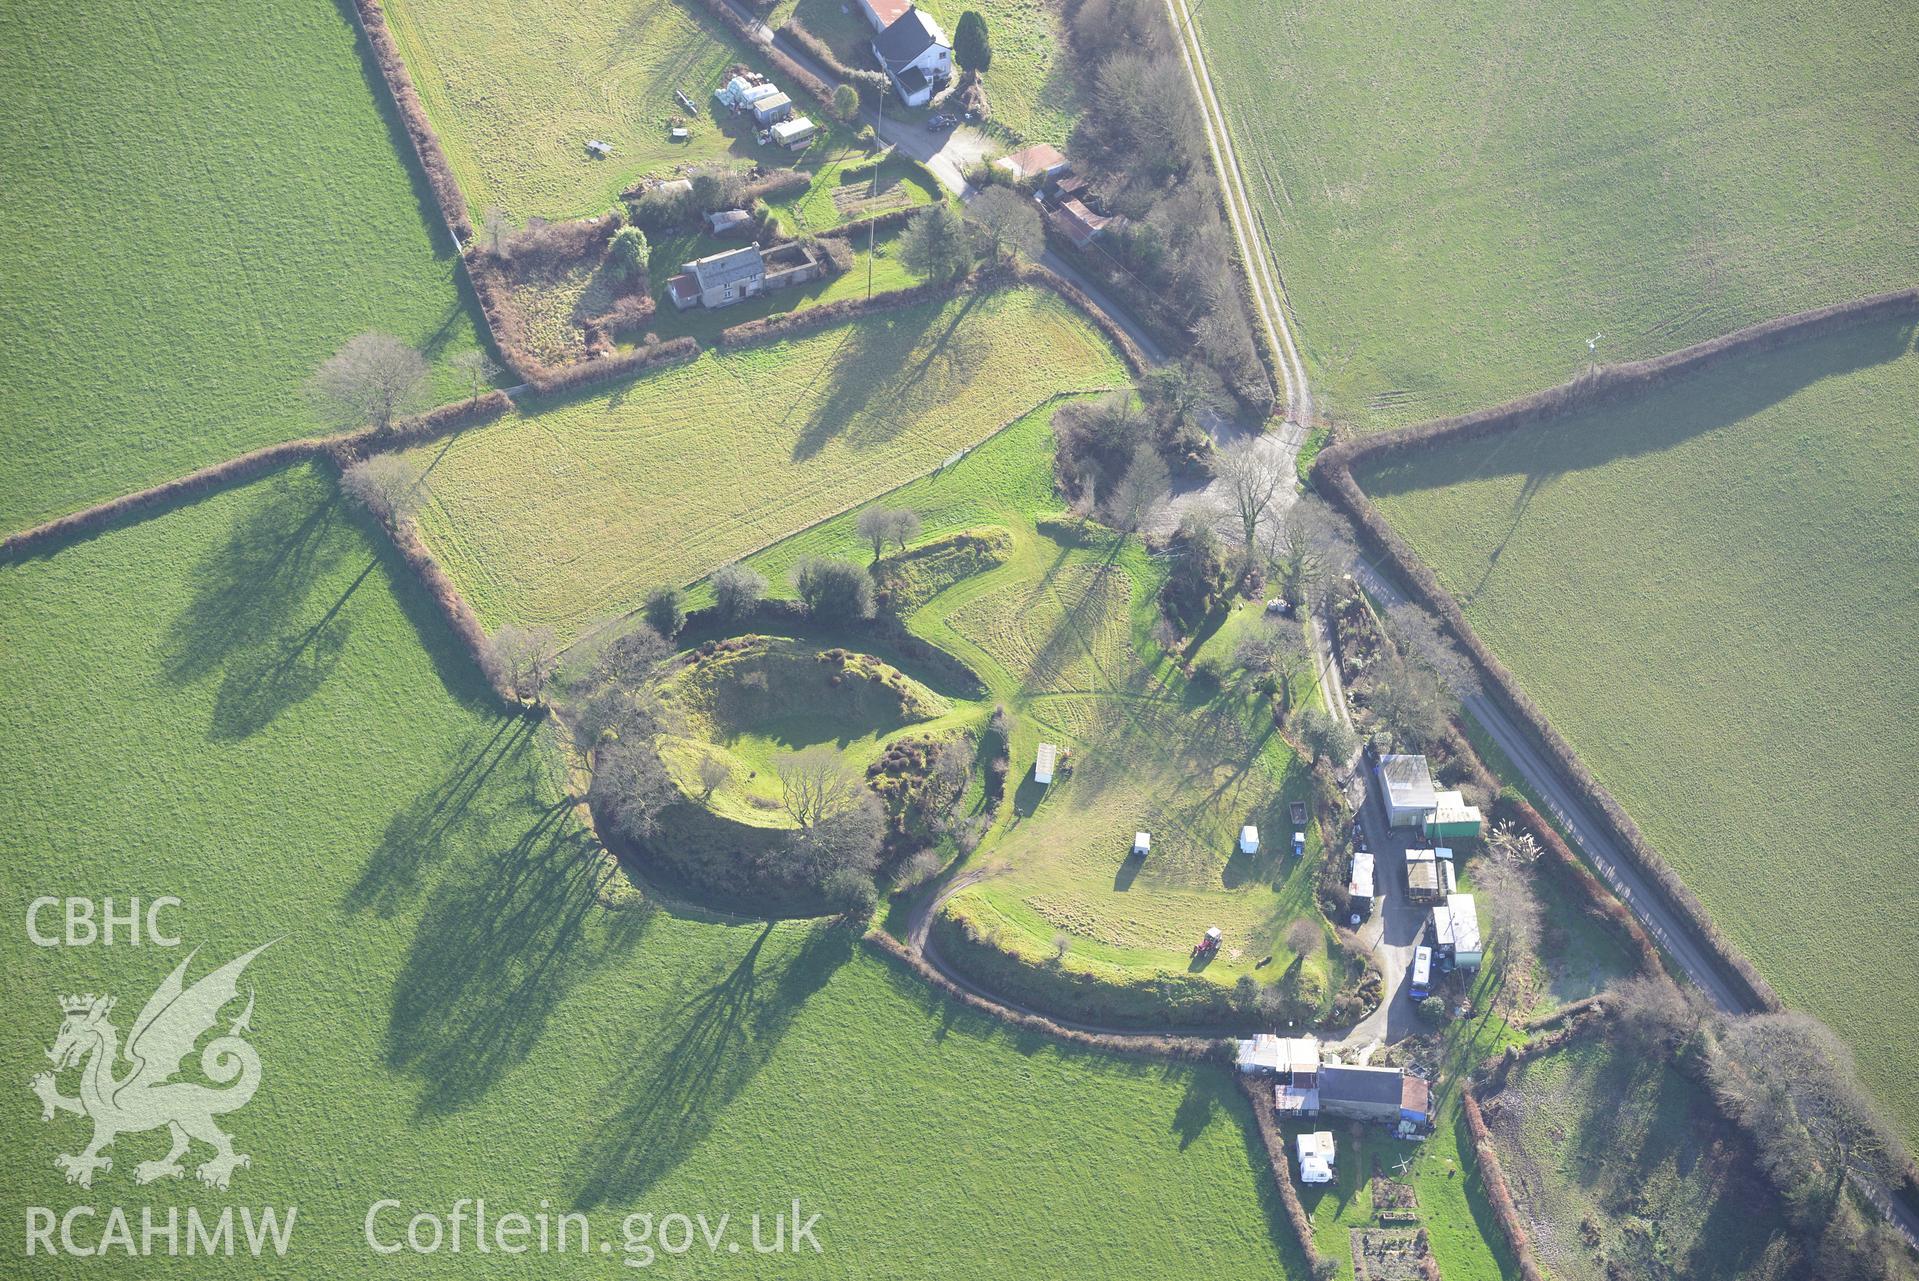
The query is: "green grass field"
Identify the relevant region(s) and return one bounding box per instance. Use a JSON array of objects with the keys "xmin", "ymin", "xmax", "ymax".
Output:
[
  {"xmin": 775, "ymin": 0, "xmax": 1079, "ymax": 143},
  {"xmin": 1196, "ymin": 0, "xmax": 1919, "ymax": 430},
  {"xmin": 1481, "ymin": 1037, "xmax": 1802, "ymax": 1280},
  {"xmin": 0, "ymin": 0, "xmax": 488, "ymax": 531},
  {"xmin": 1360, "ymin": 318, "xmax": 1919, "ymax": 1148},
  {"xmin": 405, "ymin": 286, "xmax": 1126, "ymax": 637},
  {"xmin": 0, "ymin": 466, "xmax": 1304, "ymax": 1277},
  {"xmin": 385, "ymin": 0, "xmax": 790, "ymax": 222}
]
